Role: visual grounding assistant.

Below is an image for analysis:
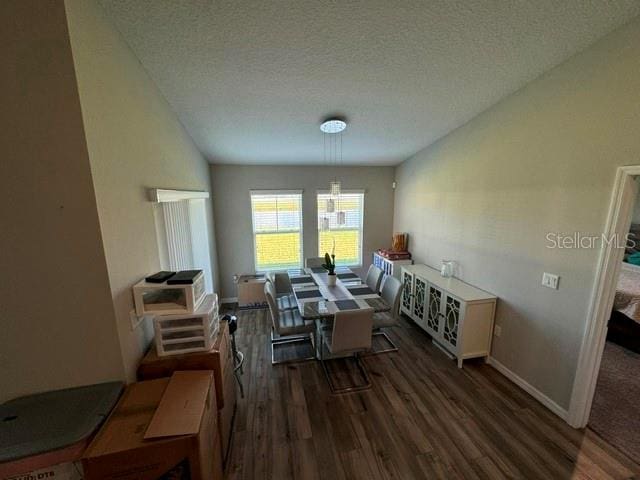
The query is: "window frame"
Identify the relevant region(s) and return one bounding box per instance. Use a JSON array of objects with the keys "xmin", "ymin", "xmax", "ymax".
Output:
[
  {"xmin": 316, "ymin": 189, "xmax": 365, "ymax": 268},
  {"xmin": 250, "ymin": 189, "xmax": 304, "ymax": 273}
]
